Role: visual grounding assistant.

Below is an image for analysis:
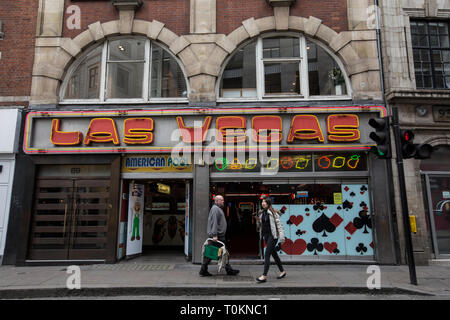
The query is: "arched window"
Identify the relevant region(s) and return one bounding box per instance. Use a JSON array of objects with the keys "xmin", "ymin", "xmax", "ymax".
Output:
[
  {"xmin": 219, "ymin": 34, "xmax": 350, "ymax": 100},
  {"xmin": 61, "ymin": 37, "xmax": 188, "ymax": 103}
]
